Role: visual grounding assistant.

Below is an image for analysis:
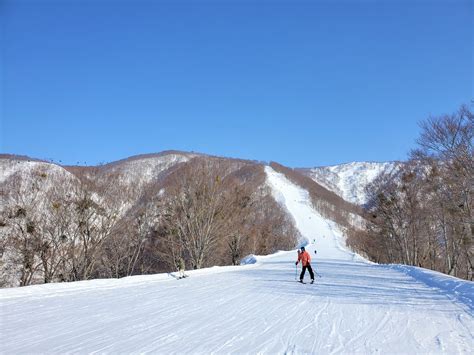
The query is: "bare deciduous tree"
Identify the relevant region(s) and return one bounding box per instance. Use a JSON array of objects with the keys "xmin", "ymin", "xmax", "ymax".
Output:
[{"xmin": 349, "ymin": 105, "xmax": 473, "ymax": 280}]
